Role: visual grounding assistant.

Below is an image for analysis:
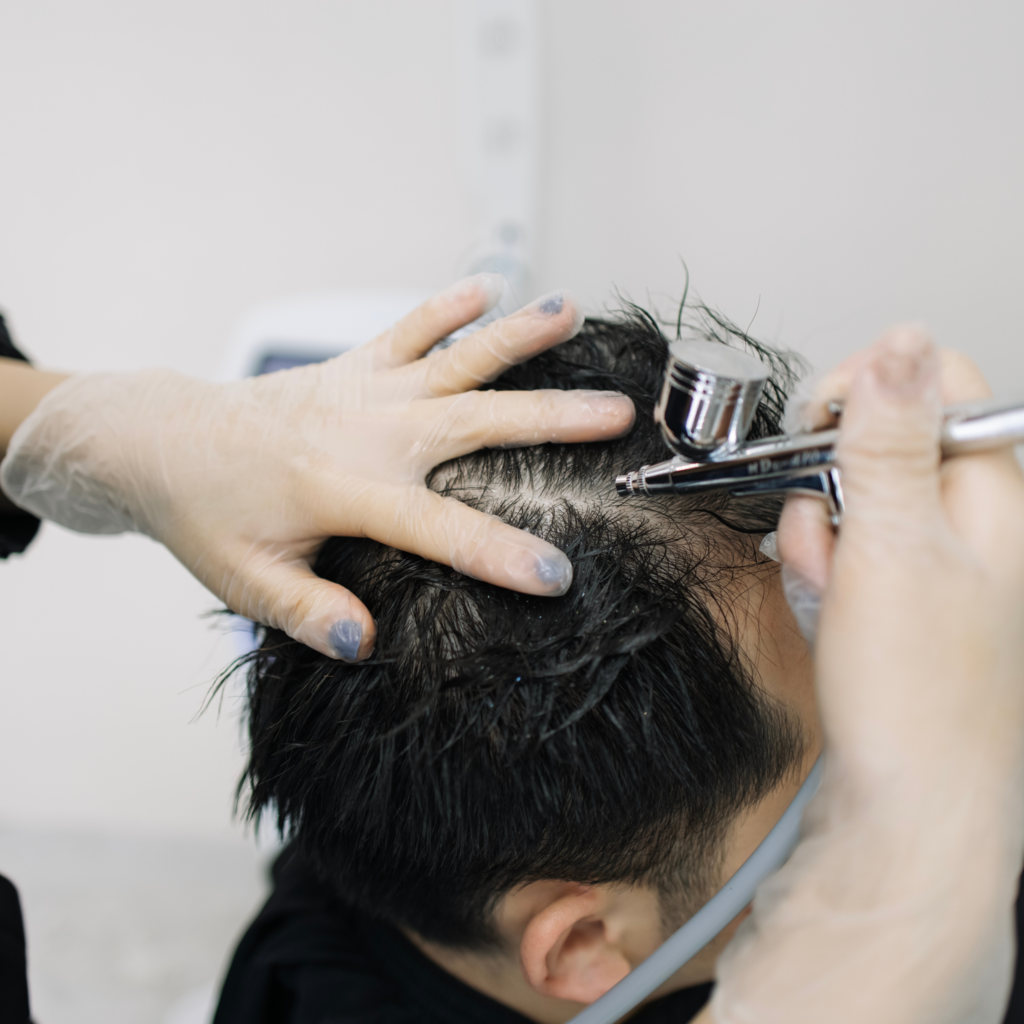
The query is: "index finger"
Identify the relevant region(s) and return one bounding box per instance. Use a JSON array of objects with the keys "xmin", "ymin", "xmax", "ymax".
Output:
[
  {"xmin": 421, "ymin": 291, "xmax": 584, "ymax": 397},
  {"xmin": 370, "ymin": 274, "xmax": 506, "ymax": 368},
  {"xmin": 410, "ymin": 388, "xmax": 636, "ymax": 469}
]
